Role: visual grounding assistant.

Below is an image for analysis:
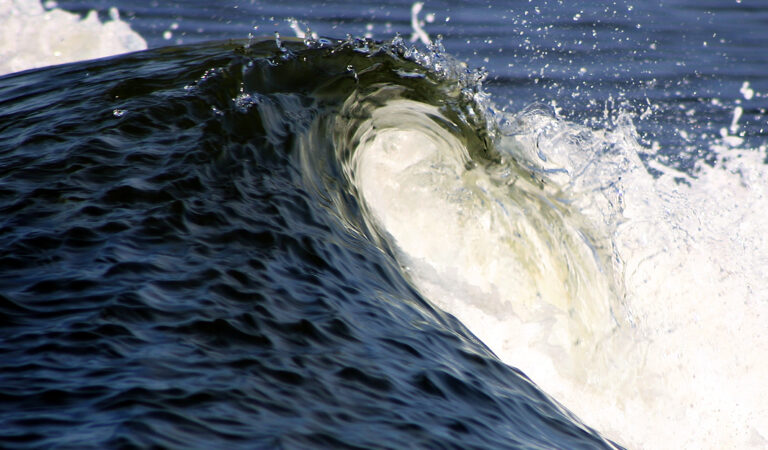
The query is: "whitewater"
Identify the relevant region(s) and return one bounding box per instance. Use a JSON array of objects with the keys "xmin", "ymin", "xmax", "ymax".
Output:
[{"xmin": 2, "ymin": 1, "xmax": 767, "ymax": 448}]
